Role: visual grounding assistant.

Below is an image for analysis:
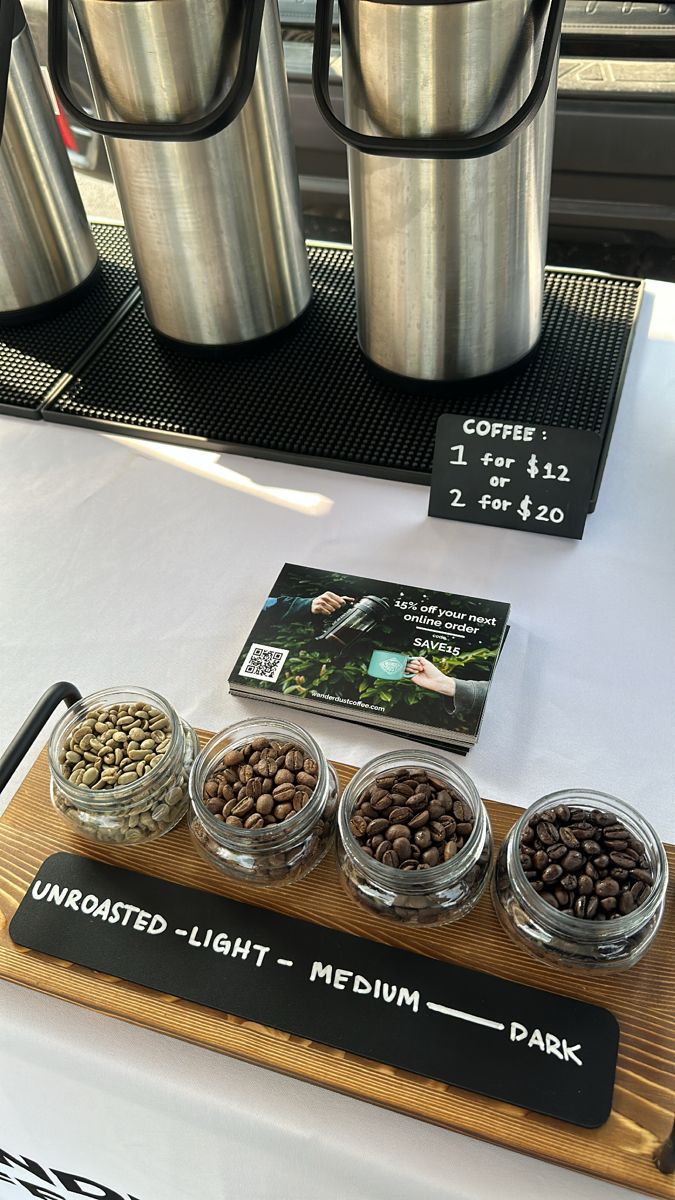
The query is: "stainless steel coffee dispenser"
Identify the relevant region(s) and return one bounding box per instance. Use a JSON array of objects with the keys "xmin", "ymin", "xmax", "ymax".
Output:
[
  {"xmin": 313, "ymin": 0, "xmax": 564, "ymax": 383},
  {"xmin": 0, "ymin": 0, "xmax": 98, "ymax": 325},
  {"xmin": 48, "ymin": 0, "xmax": 310, "ymax": 351}
]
